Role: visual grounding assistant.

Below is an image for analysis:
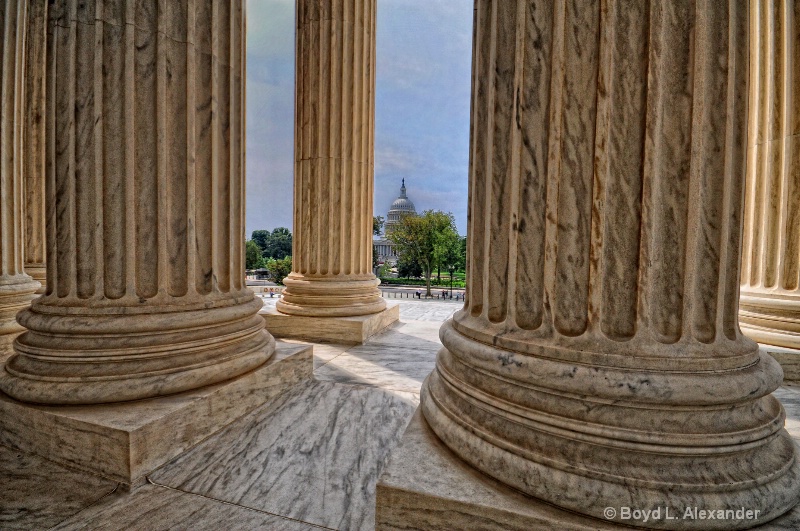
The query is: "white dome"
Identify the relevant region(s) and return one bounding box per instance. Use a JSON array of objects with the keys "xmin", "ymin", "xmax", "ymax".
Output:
[
  {"xmin": 391, "ymin": 196, "xmax": 416, "ymax": 212},
  {"xmin": 384, "ymin": 179, "xmax": 417, "ymax": 233}
]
